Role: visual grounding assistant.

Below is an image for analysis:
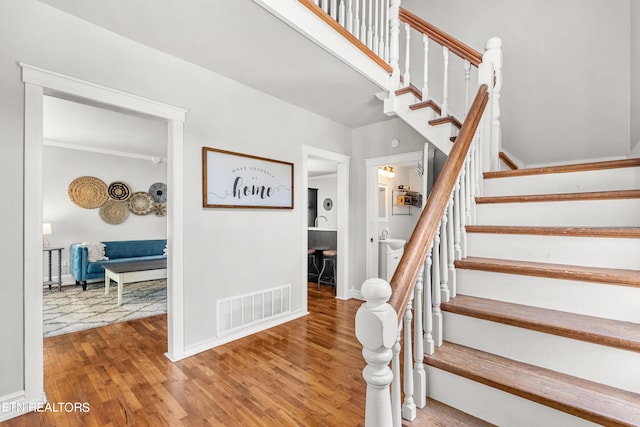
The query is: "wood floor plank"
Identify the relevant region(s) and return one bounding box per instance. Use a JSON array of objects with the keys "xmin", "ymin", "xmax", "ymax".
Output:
[
  {"xmin": 425, "ymin": 342, "xmax": 640, "ymax": 426},
  {"xmin": 3, "ymin": 283, "xmax": 487, "ymax": 426},
  {"xmin": 442, "ymin": 295, "xmax": 640, "ymax": 352}
]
